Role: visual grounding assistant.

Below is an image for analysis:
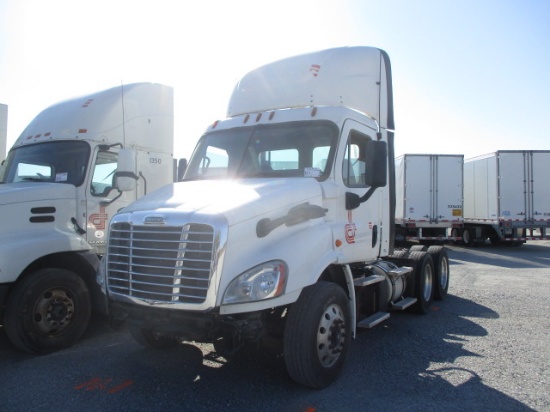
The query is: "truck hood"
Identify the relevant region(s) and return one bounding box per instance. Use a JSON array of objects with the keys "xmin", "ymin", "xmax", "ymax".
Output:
[
  {"xmin": 121, "ymin": 178, "xmax": 323, "ymax": 226},
  {"xmin": 0, "ymin": 182, "xmax": 76, "ymax": 205}
]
